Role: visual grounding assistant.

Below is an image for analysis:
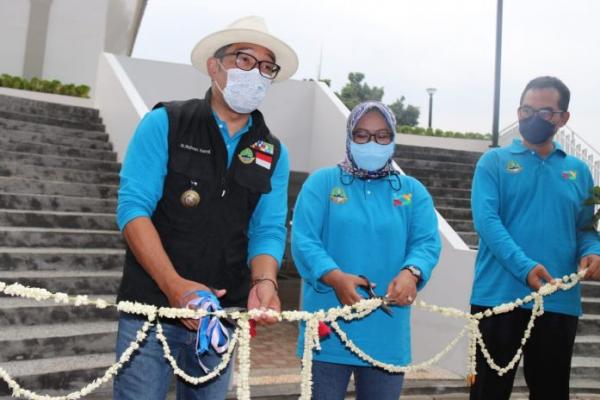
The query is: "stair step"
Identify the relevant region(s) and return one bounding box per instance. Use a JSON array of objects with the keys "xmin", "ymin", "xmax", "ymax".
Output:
[
  {"xmin": 0, "ymin": 136, "xmax": 116, "ymax": 162},
  {"xmin": 0, "ymin": 353, "xmax": 115, "ymax": 395},
  {"xmin": 395, "ymin": 158, "xmax": 476, "ymax": 174},
  {"xmin": 0, "ymin": 192, "xmax": 116, "ymax": 213},
  {"xmin": 0, "ymin": 247, "xmax": 124, "ymax": 272},
  {"xmin": 457, "ymin": 231, "xmax": 478, "ymax": 246},
  {"xmin": 570, "ymin": 356, "xmax": 600, "ymax": 379},
  {"xmin": 0, "ymin": 271, "xmax": 122, "ymax": 295},
  {"xmin": 412, "ymin": 177, "xmax": 473, "ymax": 190},
  {"xmin": 0, "ymin": 150, "xmax": 120, "ymax": 173},
  {"xmin": 436, "ymin": 207, "xmax": 473, "ymax": 220},
  {"xmin": 0, "ymin": 178, "xmax": 118, "ymax": 199},
  {"xmin": 0, "ymin": 227, "xmax": 124, "ymax": 249},
  {"xmin": 0, "ymin": 117, "xmax": 108, "ymax": 142},
  {"xmin": 0, "ymin": 209, "xmax": 117, "ymax": 230},
  {"xmin": 0, "ymin": 109, "xmax": 104, "ymax": 132},
  {"xmin": 574, "ymin": 335, "xmax": 600, "ymax": 357},
  {"xmin": 0, "ymin": 128, "xmax": 112, "ymax": 151},
  {"xmin": 513, "ymin": 377, "xmax": 600, "ymax": 395},
  {"xmin": 0, "ymin": 161, "xmax": 119, "ymax": 185},
  {"xmin": 578, "ymin": 314, "xmax": 600, "ymax": 336},
  {"xmin": 402, "ymin": 166, "xmax": 474, "ymax": 181},
  {"xmin": 0, "ymin": 296, "xmax": 117, "ymax": 326},
  {"xmin": 445, "ymin": 219, "xmax": 474, "ymax": 232},
  {"xmin": 582, "ymin": 282, "xmax": 600, "ymax": 298},
  {"xmin": 434, "ymin": 197, "xmax": 471, "ymax": 209},
  {"xmin": 583, "ymin": 298, "xmax": 600, "ymax": 315},
  {"xmin": 395, "ymin": 143, "xmax": 483, "ymax": 158},
  {"xmin": 0, "ymin": 94, "xmax": 100, "ymax": 121},
  {"xmin": 0, "ymin": 321, "xmax": 117, "ymax": 361},
  {"xmin": 428, "ymin": 186, "xmax": 472, "ymax": 199}
]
